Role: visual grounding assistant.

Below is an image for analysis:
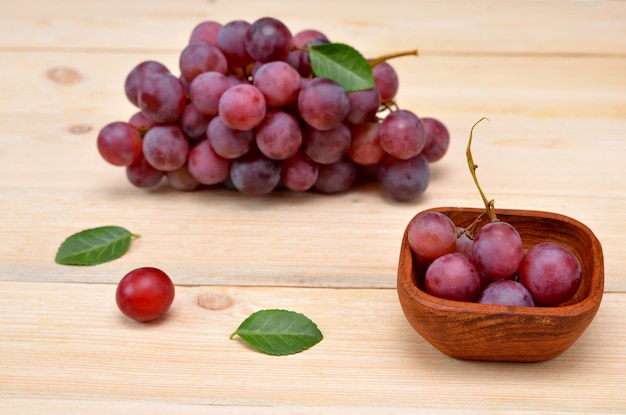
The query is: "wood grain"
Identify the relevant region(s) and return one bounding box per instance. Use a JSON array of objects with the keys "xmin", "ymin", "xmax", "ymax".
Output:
[
  {"xmin": 1, "ymin": 0, "xmax": 626, "ymax": 412},
  {"xmin": 1, "ymin": 282, "xmax": 625, "ymax": 412}
]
